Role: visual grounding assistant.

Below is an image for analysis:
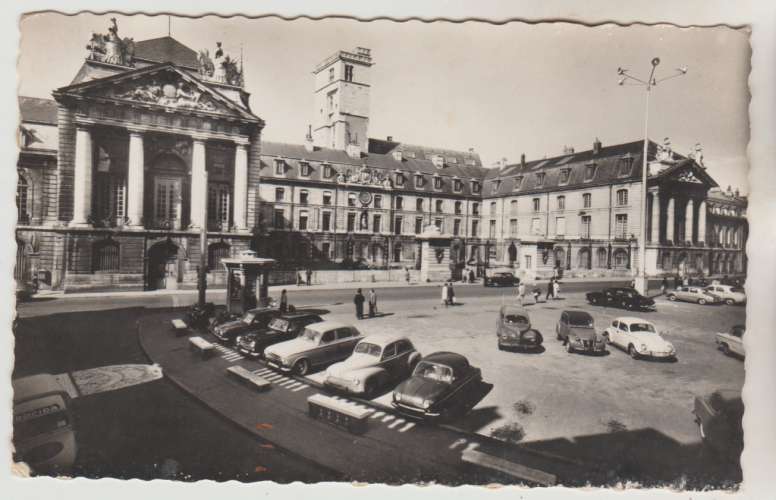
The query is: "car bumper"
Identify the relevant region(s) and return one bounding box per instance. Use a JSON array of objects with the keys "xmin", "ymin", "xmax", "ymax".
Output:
[
  {"xmin": 391, "ymin": 401, "xmax": 440, "ymax": 418},
  {"xmin": 266, "ymin": 358, "xmax": 292, "ymax": 372},
  {"xmin": 498, "ymin": 337, "xmax": 540, "ymax": 348},
  {"xmin": 323, "ymin": 376, "xmax": 362, "ymax": 394},
  {"xmin": 570, "ymin": 340, "xmax": 607, "ymax": 352},
  {"xmin": 236, "ymin": 346, "xmax": 261, "ymax": 358},
  {"xmin": 641, "ymin": 304, "xmax": 657, "ymax": 311},
  {"xmin": 639, "ymin": 350, "xmax": 675, "ymax": 358}
]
